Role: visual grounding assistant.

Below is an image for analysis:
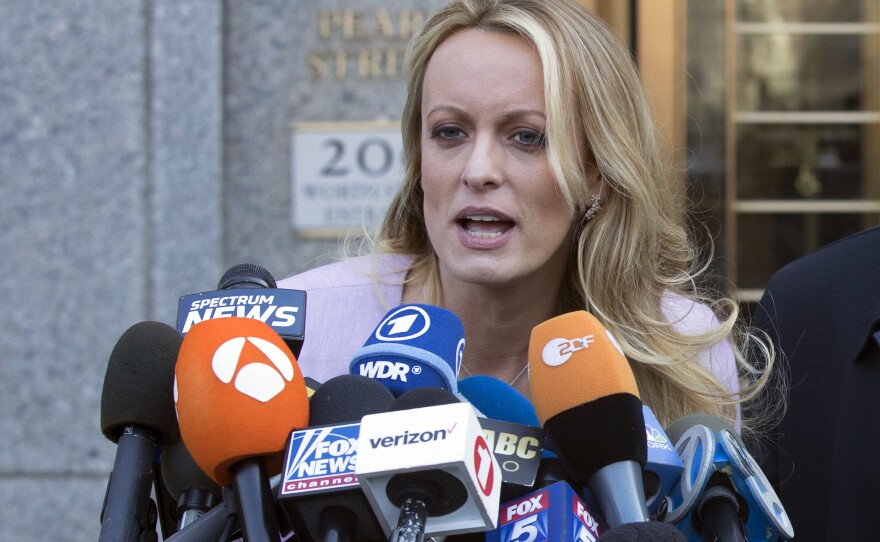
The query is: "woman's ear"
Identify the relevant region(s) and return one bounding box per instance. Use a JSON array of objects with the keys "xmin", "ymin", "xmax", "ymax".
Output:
[{"xmin": 585, "ymin": 165, "xmax": 605, "ymax": 200}]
